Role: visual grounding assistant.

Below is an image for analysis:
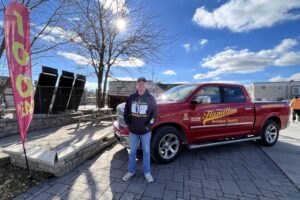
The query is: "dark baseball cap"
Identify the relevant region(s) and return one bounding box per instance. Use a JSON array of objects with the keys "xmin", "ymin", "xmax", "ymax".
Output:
[{"xmin": 137, "ymin": 77, "xmax": 146, "ymax": 82}]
